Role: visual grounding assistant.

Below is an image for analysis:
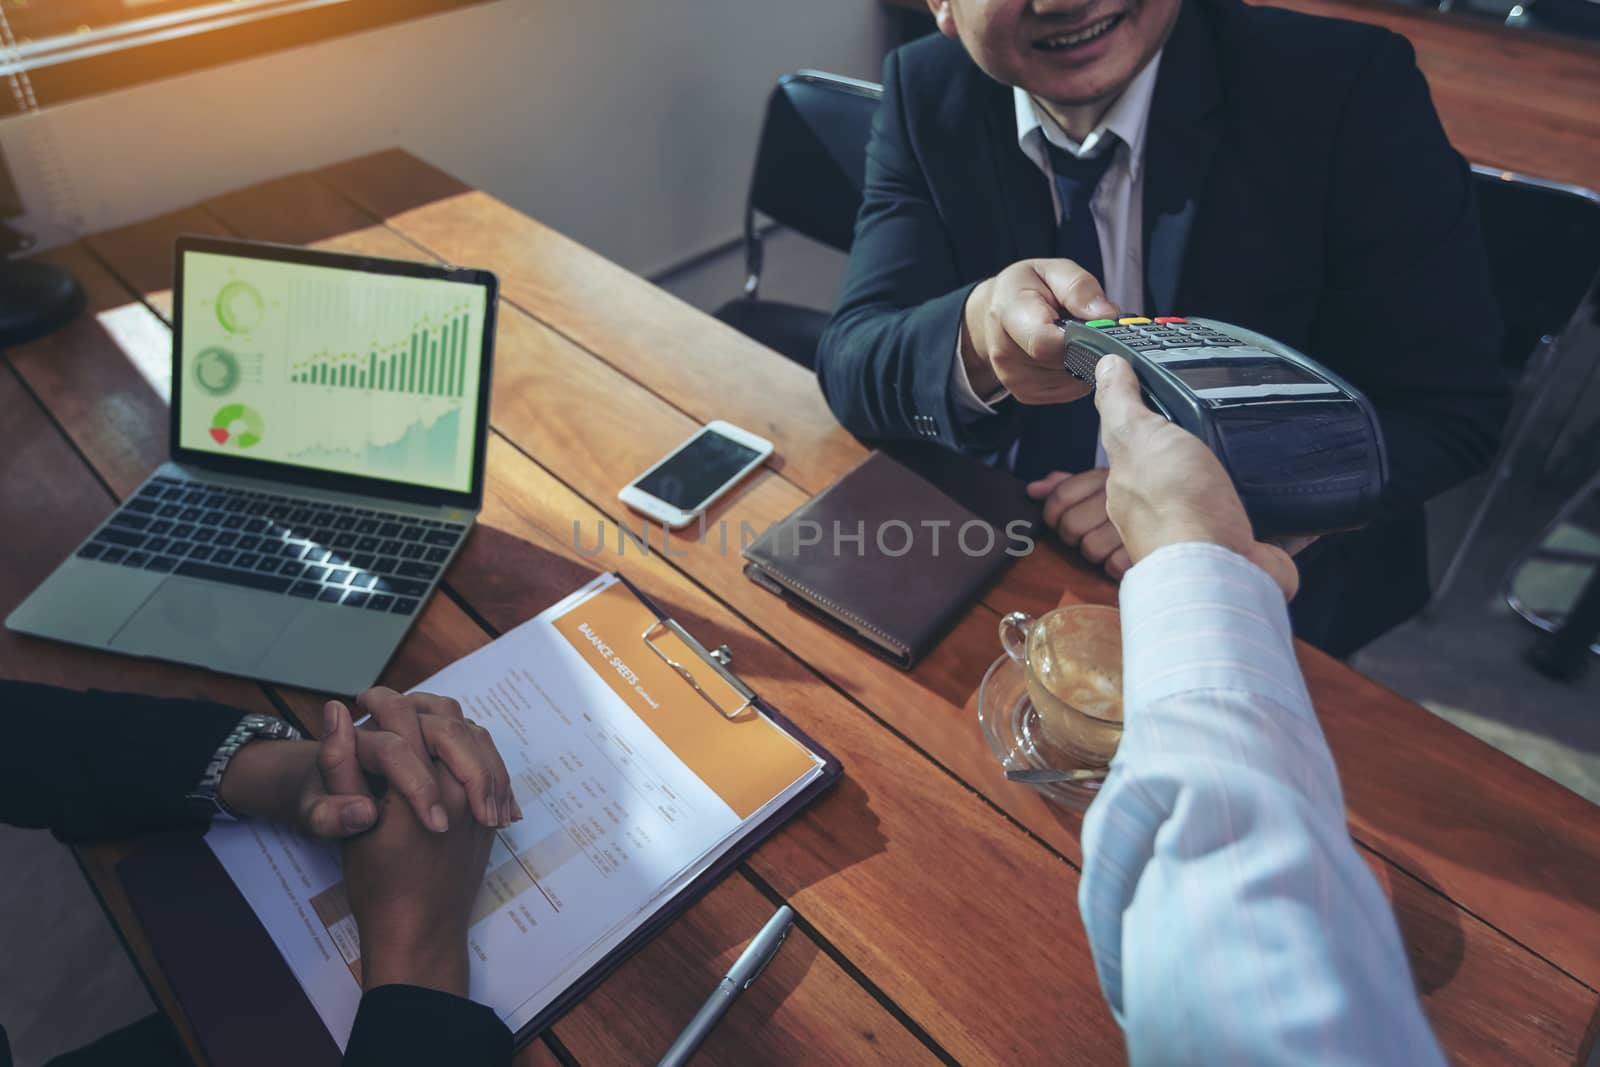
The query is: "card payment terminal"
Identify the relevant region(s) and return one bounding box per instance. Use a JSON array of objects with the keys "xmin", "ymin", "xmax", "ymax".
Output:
[{"xmin": 1058, "ymin": 316, "xmax": 1389, "ymax": 538}]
